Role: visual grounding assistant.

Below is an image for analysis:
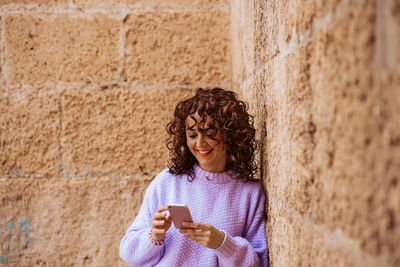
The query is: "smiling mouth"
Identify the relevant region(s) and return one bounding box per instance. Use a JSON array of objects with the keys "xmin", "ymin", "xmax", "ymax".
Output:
[{"xmin": 197, "ymin": 149, "xmax": 213, "ymax": 157}]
